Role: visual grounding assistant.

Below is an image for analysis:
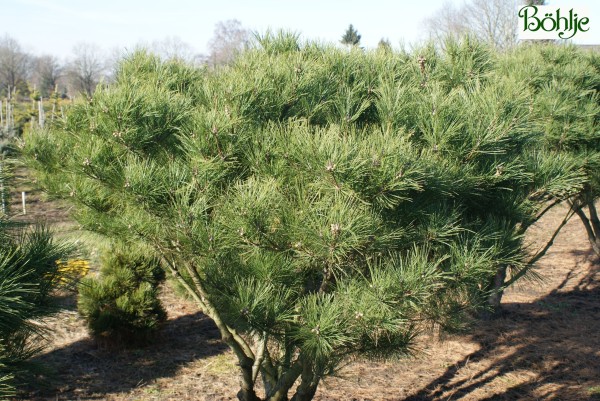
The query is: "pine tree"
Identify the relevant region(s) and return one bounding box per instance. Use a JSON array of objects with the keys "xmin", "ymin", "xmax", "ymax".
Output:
[
  {"xmin": 23, "ymin": 36, "xmax": 589, "ymax": 400},
  {"xmin": 508, "ymin": 44, "xmax": 600, "ymax": 258},
  {"xmin": 0, "ymin": 220, "xmax": 71, "ymax": 397},
  {"xmin": 78, "ymin": 244, "xmax": 166, "ymax": 347},
  {"xmin": 340, "ymin": 24, "xmax": 361, "ymax": 46}
]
